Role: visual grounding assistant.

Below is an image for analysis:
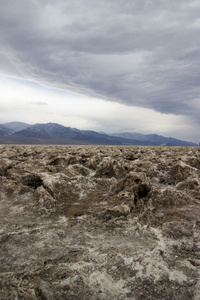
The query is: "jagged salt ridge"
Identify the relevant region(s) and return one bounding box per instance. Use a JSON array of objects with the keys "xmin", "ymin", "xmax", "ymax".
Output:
[{"xmin": 0, "ymin": 145, "xmax": 200, "ymax": 299}]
